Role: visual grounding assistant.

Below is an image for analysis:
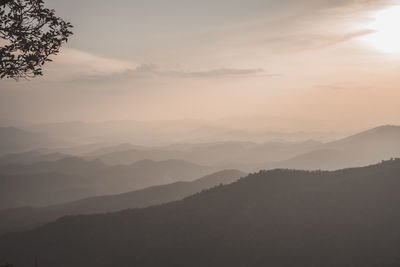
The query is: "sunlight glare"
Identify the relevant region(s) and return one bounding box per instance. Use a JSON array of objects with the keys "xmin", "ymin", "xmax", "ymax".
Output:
[{"xmin": 362, "ymin": 5, "xmax": 400, "ymax": 53}]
